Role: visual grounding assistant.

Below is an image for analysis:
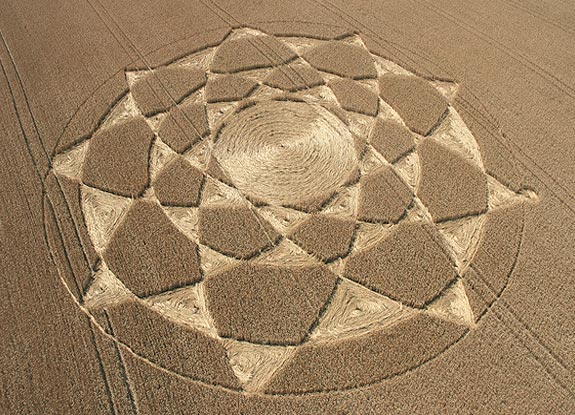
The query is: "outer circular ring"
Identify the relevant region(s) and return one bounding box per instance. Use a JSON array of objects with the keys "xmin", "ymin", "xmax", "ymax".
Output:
[{"xmin": 43, "ymin": 21, "xmax": 528, "ymax": 396}]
